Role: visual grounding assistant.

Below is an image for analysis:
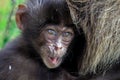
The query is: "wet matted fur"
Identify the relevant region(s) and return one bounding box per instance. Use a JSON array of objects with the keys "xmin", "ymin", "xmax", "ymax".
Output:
[{"xmin": 66, "ymin": 0, "xmax": 120, "ymax": 75}]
